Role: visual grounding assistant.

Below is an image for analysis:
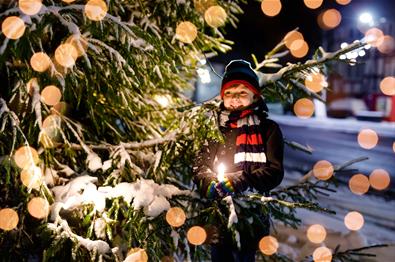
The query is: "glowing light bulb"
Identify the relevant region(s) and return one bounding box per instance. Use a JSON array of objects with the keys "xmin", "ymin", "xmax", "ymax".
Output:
[
  {"xmin": 344, "ymin": 211, "xmax": 364, "ymax": 231},
  {"xmin": 294, "ymin": 98, "xmax": 315, "ymax": 119},
  {"xmin": 359, "ymin": 12, "xmax": 373, "ymax": 24},
  {"xmin": 0, "ymin": 208, "xmax": 19, "ymax": 231},
  {"xmin": 187, "ymin": 226, "xmax": 206, "ymax": 245},
  {"xmin": 204, "ymin": 5, "xmax": 227, "ymax": 28},
  {"xmin": 55, "ymin": 43, "xmax": 78, "ymax": 68},
  {"xmin": 369, "ymin": 169, "xmax": 390, "ymax": 190},
  {"xmin": 258, "ymin": 236, "xmax": 278, "ymax": 256},
  {"xmin": 349, "ymin": 174, "xmax": 370, "ymax": 195},
  {"xmin": 357, "ymin": 129, "xmax": 378, "ymax": 149},
  {"xmin": 166, "ymin": 207, "xmax": 186, "ymax": 227},
  {"xmin": 41, "ymin": 85, "xmax": 62, "ymax": 106},
  {"xmin": 307, "ymin": 224, "xmax": 327, "ymax": 244},
  {"xmin": 30, "ymin": 52, "xmax": 51, "ymax": 72},
  {"xmin": 1, "ymin": 16, "xmax": 26, "ymax": 40},
  {"xmin": 217, "ymin": 163, "xmax": 226, "ymax": 182},
  {"xmin": 313, "ymin": 160, "xmax": 334, "ymax": 181},
  {"xmin": 27, "ymin": 197, "xmax": 49, "ymax": 219},
  {"xmin": 261, "ymin": 0, "xmax": 282, "ymax": 17},
  {"xmin": 318, "ymin": 9, "xmax": 342, "ymax": 30},
  {"xmin": 176, "ymin": 21, "xmax": 198, "ymax": 44}
]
